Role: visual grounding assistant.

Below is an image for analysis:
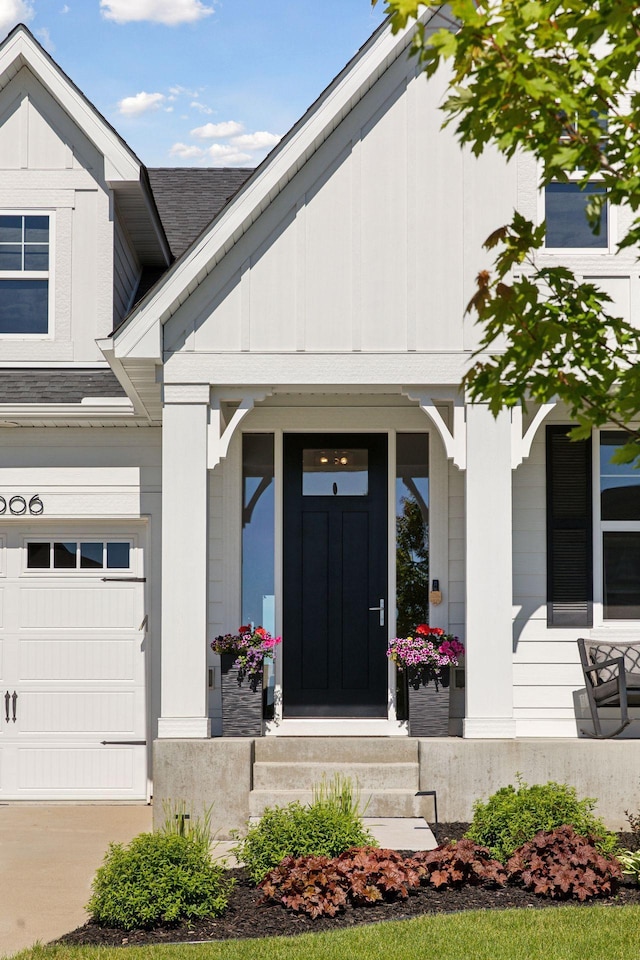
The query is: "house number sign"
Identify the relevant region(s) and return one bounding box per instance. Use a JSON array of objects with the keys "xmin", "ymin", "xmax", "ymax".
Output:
[{"xmin": 0, "ymin": 495, "xmax": 44, "ymax": 516}]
